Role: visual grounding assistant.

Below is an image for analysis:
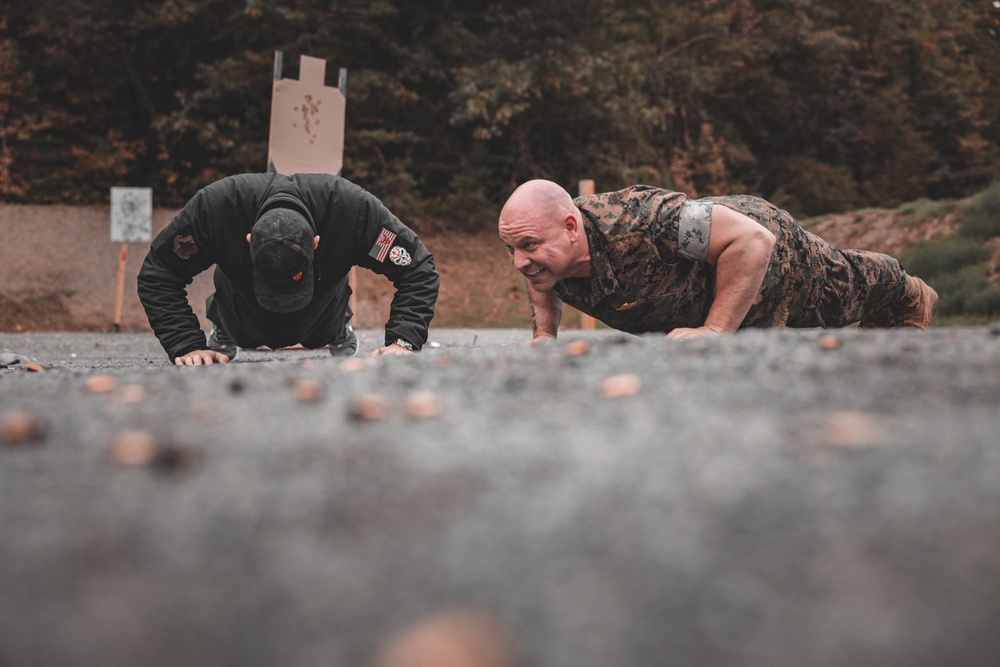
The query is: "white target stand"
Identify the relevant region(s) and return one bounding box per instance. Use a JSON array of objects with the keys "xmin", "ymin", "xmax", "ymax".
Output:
[{"xmin": 109, "ymin": 187, "xmax": 152, "ymax": 332}]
